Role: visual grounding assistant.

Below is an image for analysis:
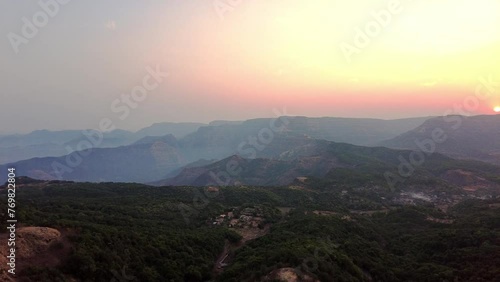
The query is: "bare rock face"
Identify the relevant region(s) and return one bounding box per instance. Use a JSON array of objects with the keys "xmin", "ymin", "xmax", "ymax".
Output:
[
  {"xmin": 16, "ymin": 227, "xmax": 61, "ymax": 258},
  {"xmin": 0, "ymin": 226, "xmax": 64, "ymax": 281},
  {"xmin": 263, "ymin": 268, "xmax": 320, "ymax": 282}
]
